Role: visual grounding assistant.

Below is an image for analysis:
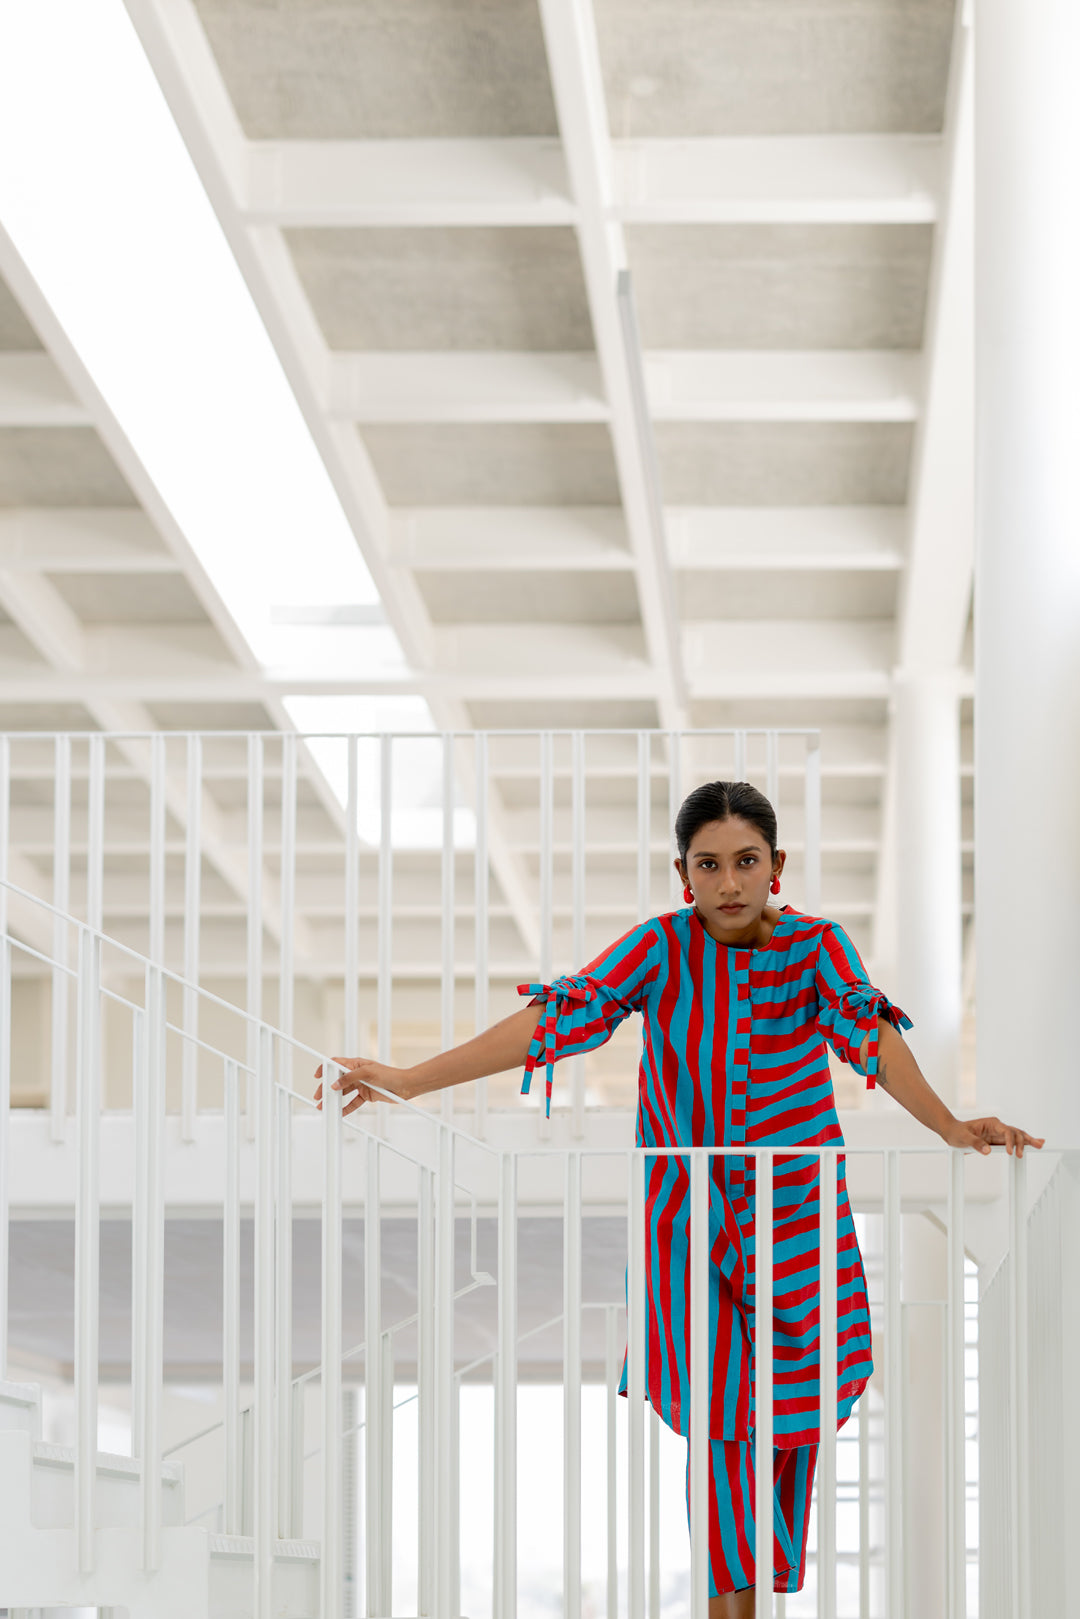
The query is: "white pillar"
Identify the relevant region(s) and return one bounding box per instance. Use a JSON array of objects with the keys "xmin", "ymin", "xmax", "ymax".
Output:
[
  {"xmin": 891, "ymin": 673, "xmax": 963, "ymax": 1106},
  {"xmin": 975, "ymin": 0, "xmax": 1080, "ymax": 1145}
]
